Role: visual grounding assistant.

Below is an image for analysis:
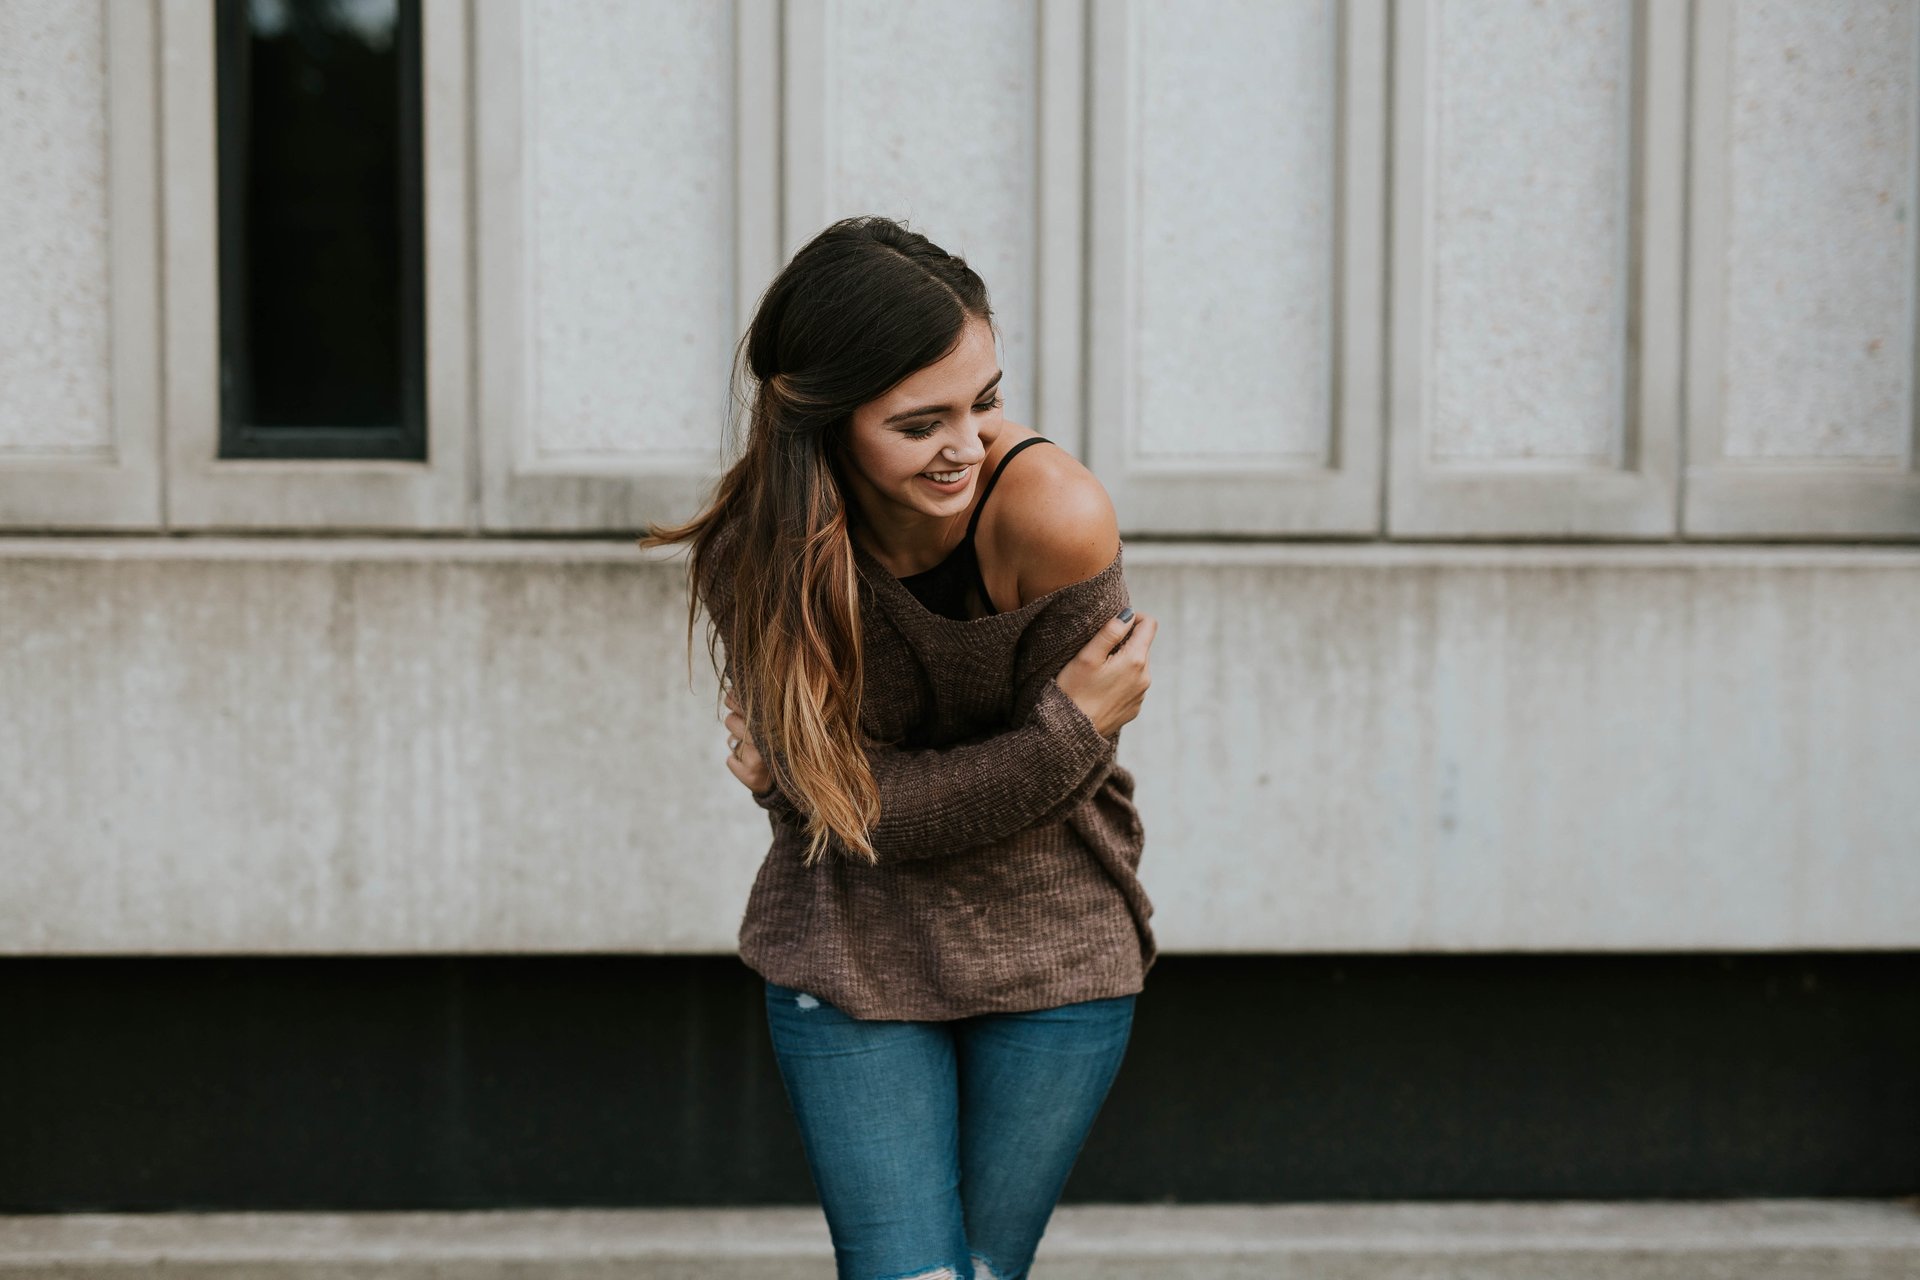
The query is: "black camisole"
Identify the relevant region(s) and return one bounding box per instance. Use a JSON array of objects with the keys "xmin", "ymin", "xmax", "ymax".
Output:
[{"xmin": 895, "ymin": 436, "xmax": 1055, "ymax": 621}]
